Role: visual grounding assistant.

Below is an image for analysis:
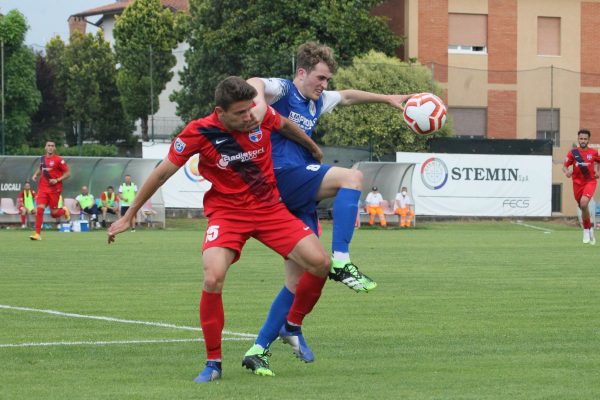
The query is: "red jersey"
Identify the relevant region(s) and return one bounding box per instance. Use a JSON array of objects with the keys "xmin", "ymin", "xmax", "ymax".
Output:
[
  {"xmin": 167, "ymin": 107, "xmax": 282, "ymax": 215},
  {"xmin": 564, "ymin": 147, "xmax": 599, "ymax": 182},
  {"xmin": 37, "ymin": 154, "xmax": 69, "ymax": 193}
]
